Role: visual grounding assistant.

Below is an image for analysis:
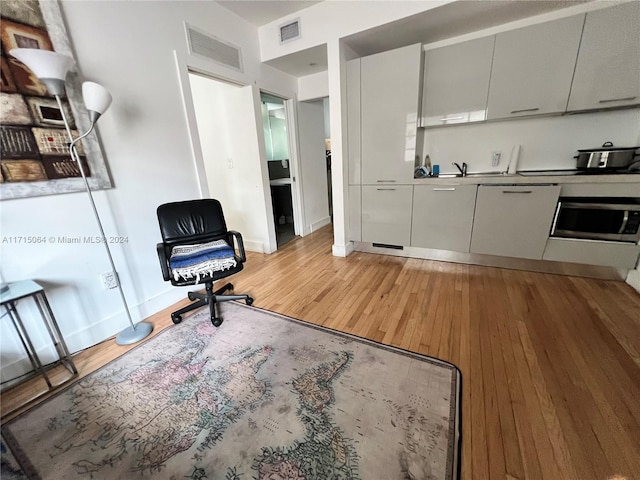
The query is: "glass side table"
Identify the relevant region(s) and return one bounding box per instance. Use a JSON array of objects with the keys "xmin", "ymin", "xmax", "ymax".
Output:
[{"xmin": 1, "ymin": 280, "xmax": 78, "ymax": 415}]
